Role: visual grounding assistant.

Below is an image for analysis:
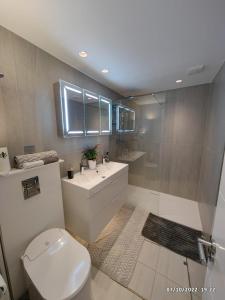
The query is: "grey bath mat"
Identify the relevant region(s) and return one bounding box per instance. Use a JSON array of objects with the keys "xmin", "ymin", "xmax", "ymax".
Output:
[{"xmin": 142, "ymin": 213, "xmax": 203, "ymax": 263}]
